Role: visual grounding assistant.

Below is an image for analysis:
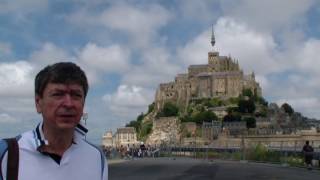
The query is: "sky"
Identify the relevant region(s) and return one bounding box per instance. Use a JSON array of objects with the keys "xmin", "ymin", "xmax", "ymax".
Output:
[{"xmin": 1, "ymin": 0, "xmax": 320, "ymax": 144}]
